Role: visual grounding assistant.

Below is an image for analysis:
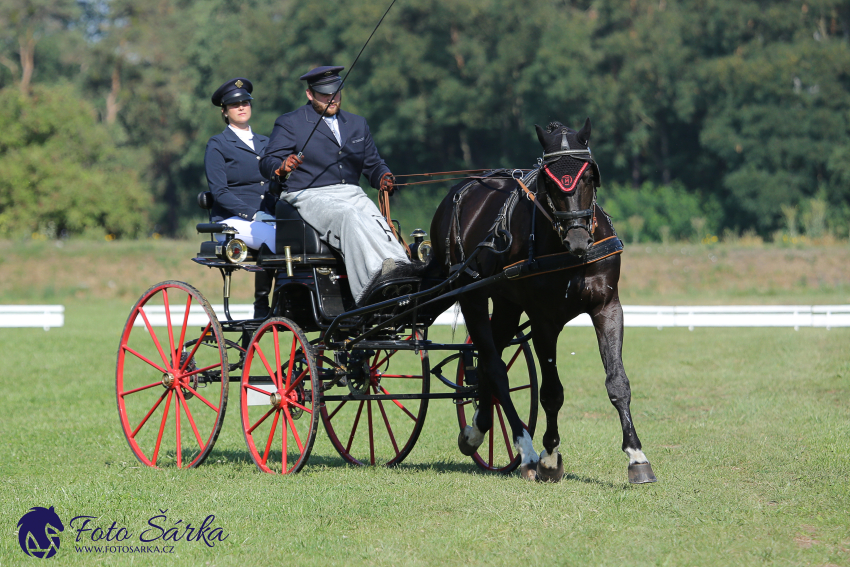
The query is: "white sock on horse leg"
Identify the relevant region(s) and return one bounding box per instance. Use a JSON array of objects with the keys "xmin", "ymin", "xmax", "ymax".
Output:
[
  {"xmin": 462, "ymin": 409, "xmax": 485, "ymax": 448},
  {"xmin": 515, "ymin": 429, "xmax": 538, "ymax": 465},
  {"xmin": 539, "ymin": 445, "xmax": 560, "ymax": 469}
]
